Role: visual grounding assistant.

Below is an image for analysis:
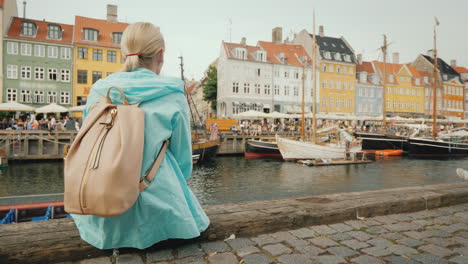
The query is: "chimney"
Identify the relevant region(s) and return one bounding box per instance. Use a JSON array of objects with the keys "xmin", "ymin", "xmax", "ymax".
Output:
[
  {"xmin": 450, "ymin": 60, "xmax": 457, "ymax": 67},
  {"xmin": 392, "ymin": 52, "xmax": 399, "ymax": 64},
  {"xmin": 23, "ymin": 1, "xmax": 26, "ymax": 19},
  {"xmin": 240, "ymin": 37, "xmax": 246, "ymax": 45},
  {"xmin": 272, "ymin": 27, "xmax": 282, "ymax": 43},
  {"xmin": 107, "ymin": 4, "xmax": 118, "ymax": 23},
  {"xmin": 427, "ymin": 49, "xmax": 435, "ymax": 58},
  {"xmin": 319, "ymin": 25, "xmax": 324, "ymax": 37},
  {"xmin": 357, "ymin": 54, "xmax": 362, "ymax": 65}
]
